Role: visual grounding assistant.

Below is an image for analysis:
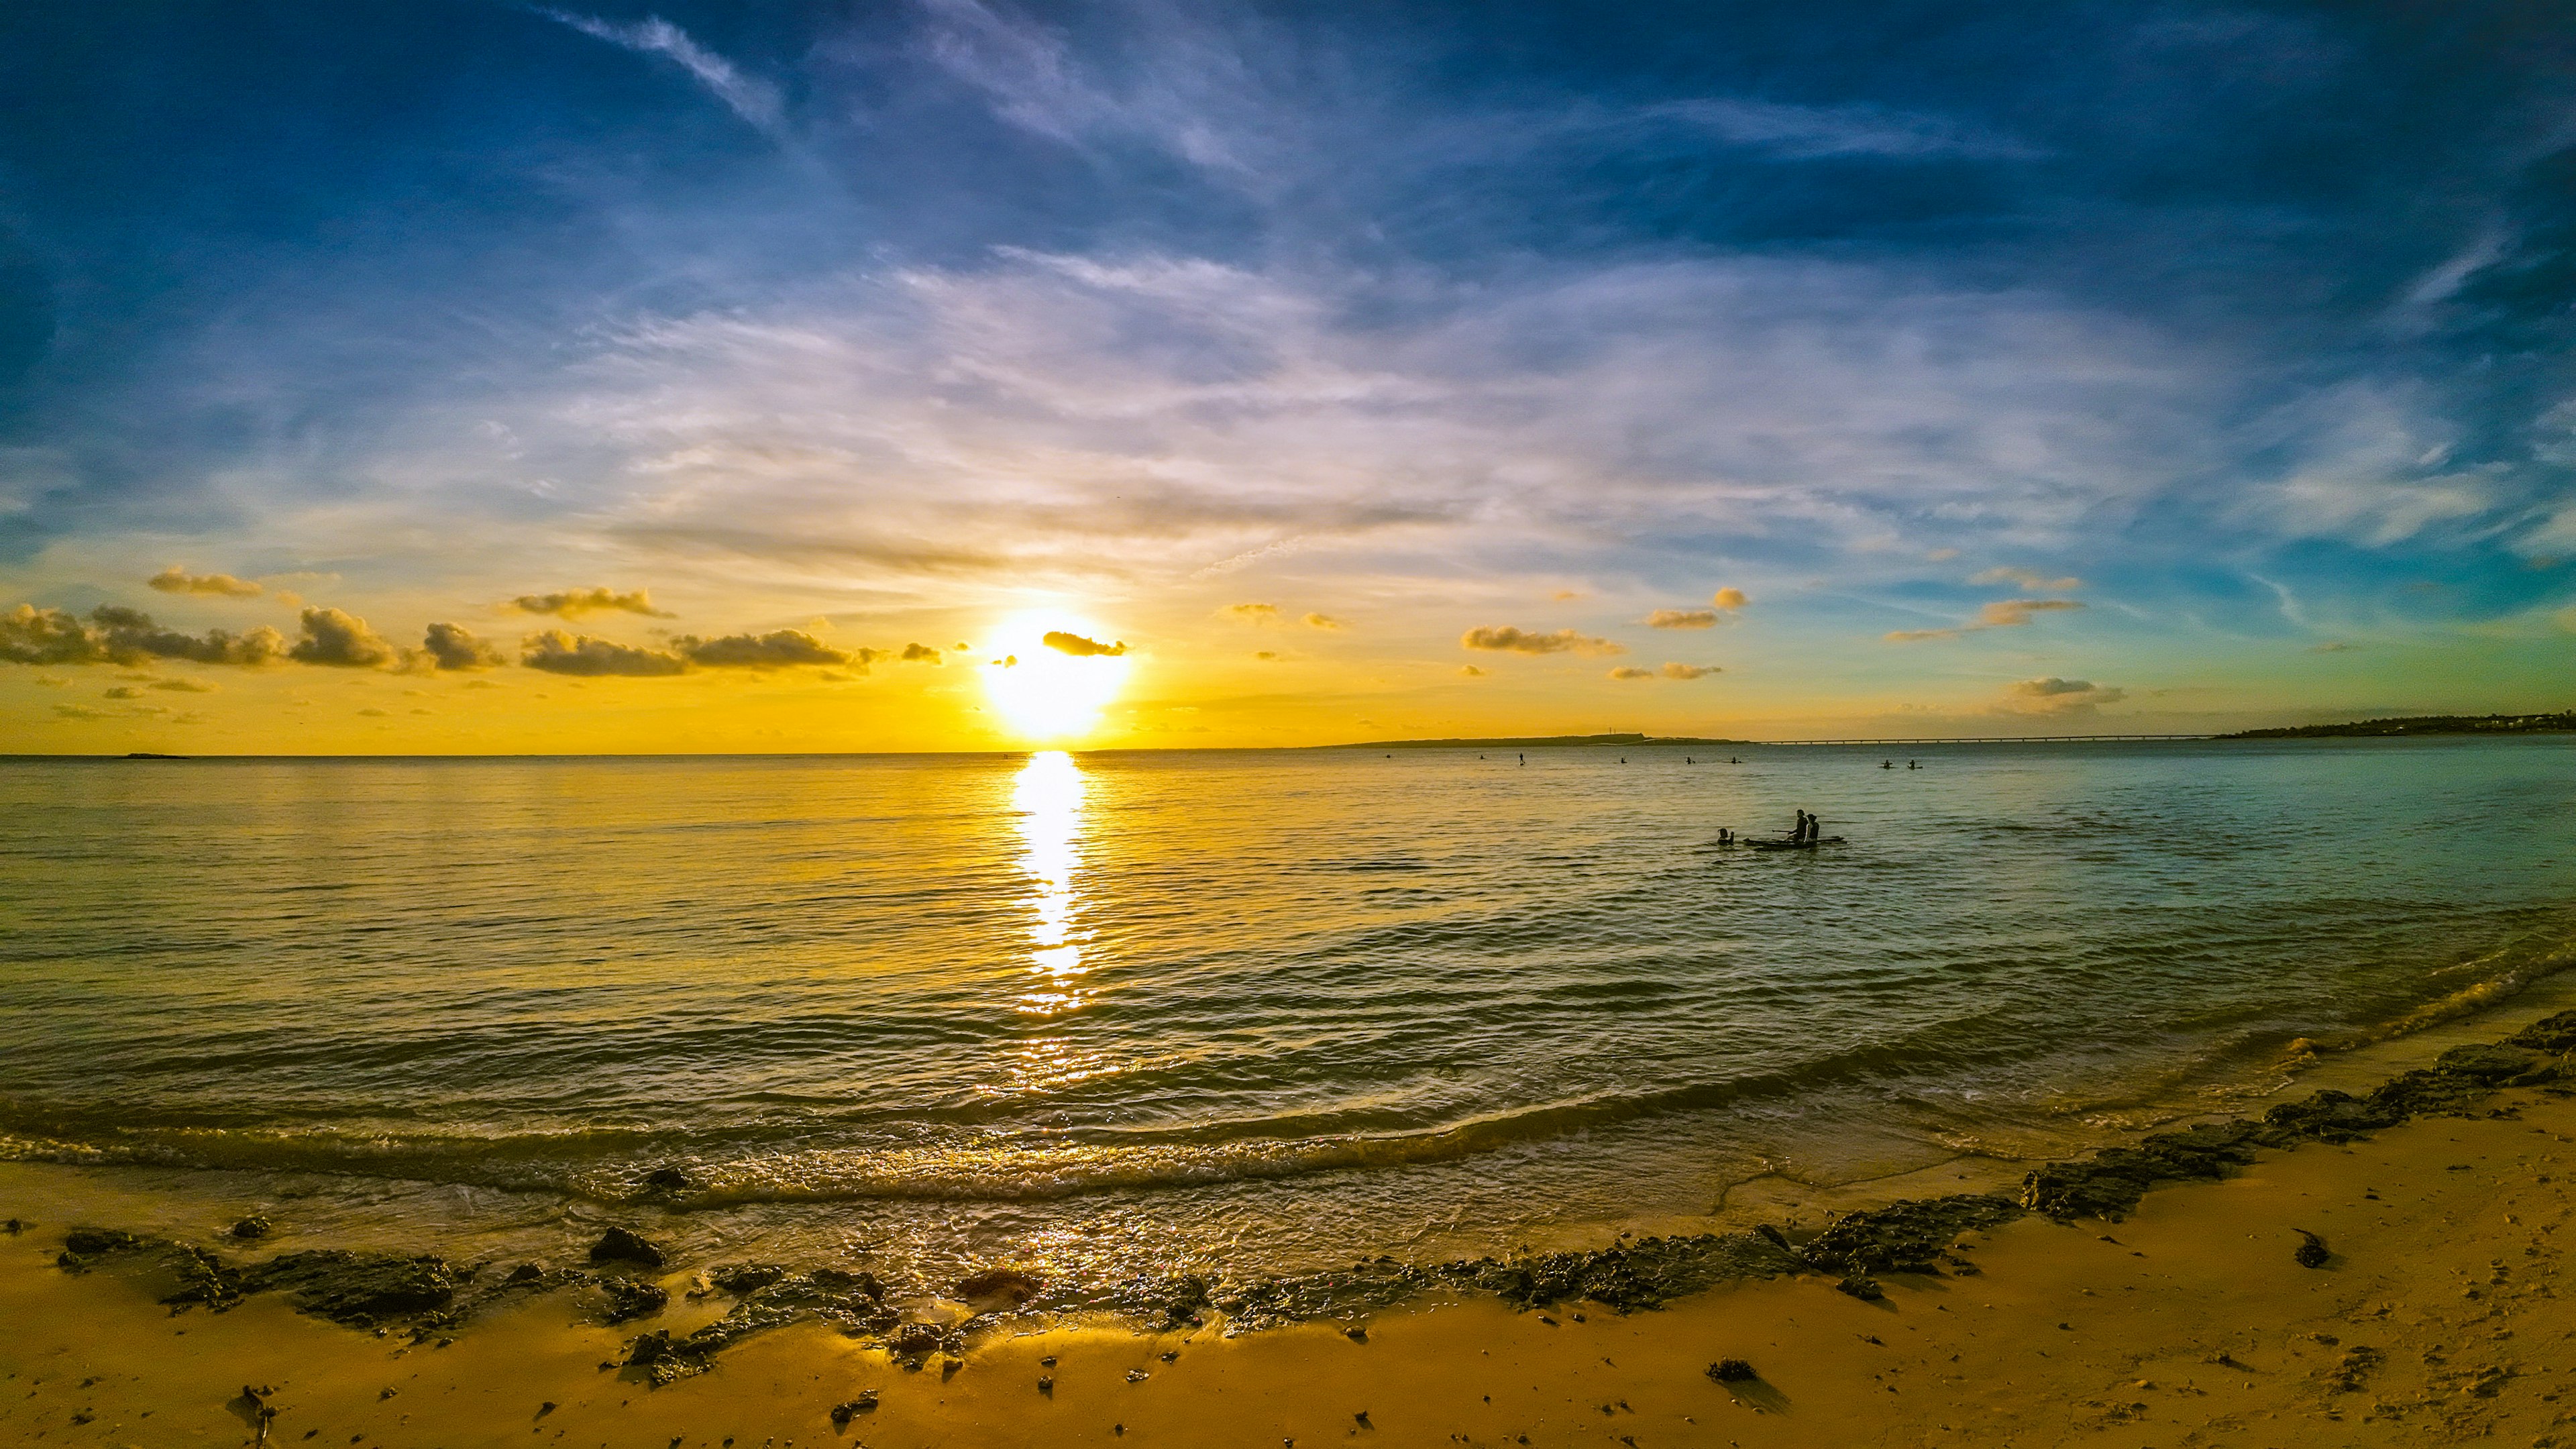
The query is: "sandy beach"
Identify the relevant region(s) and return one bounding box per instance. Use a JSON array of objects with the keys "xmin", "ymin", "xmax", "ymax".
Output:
[{"xmin": 12, "ymin": 1008, "xmax": 2576, "ymax": 1449}]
